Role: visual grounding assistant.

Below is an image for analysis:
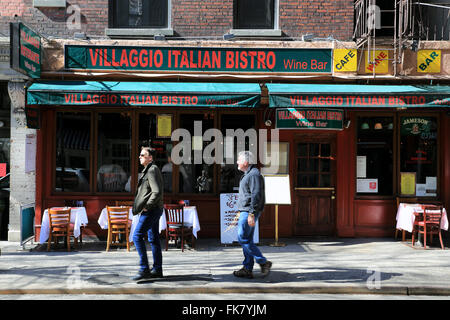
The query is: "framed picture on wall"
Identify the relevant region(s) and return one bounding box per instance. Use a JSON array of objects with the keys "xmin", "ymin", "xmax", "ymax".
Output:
[{"xmin": 400, "ymin": 172, "xmax": 416, "ymax": 196}]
